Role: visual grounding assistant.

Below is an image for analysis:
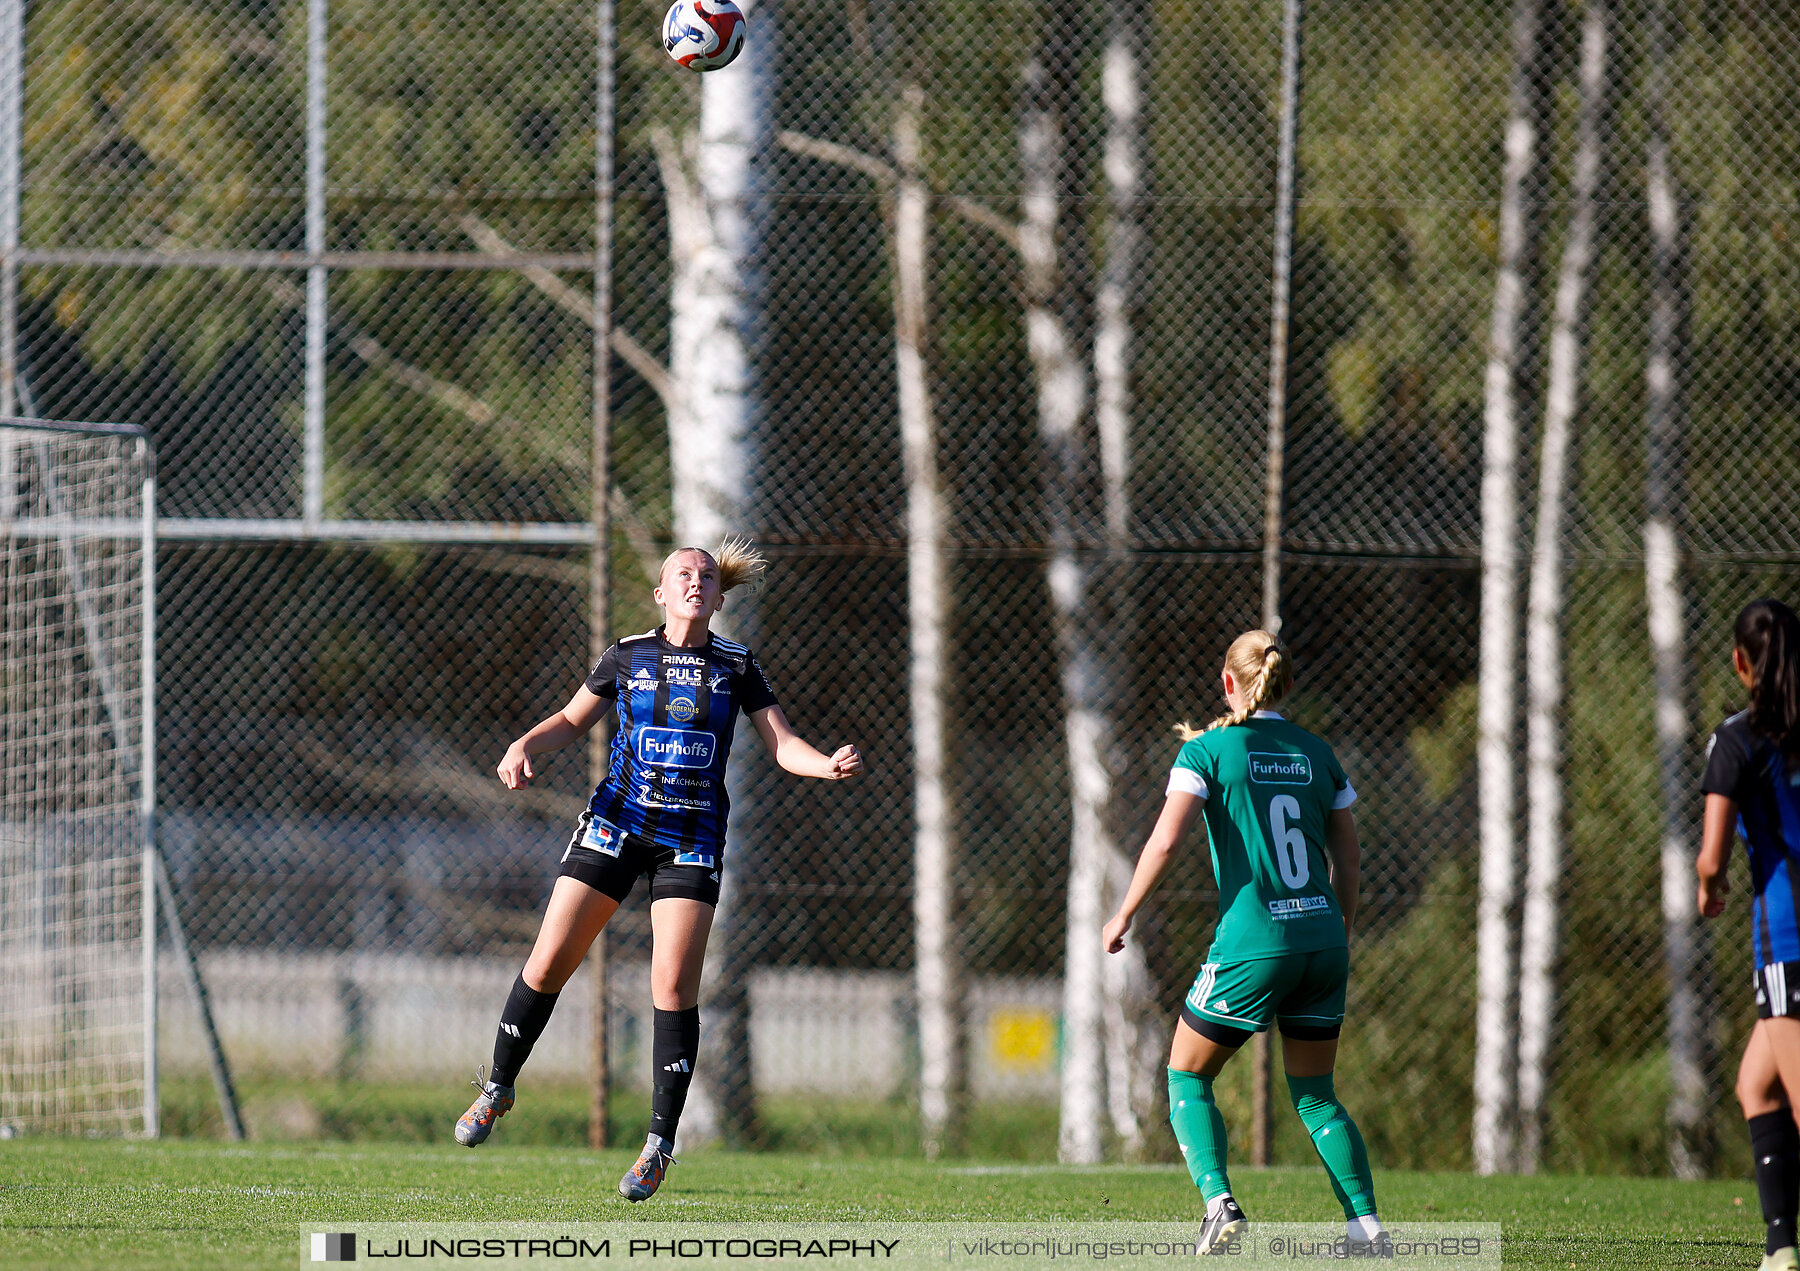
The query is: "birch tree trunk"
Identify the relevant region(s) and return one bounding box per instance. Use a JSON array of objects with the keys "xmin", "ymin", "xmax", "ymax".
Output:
[
  {"xmin": 659, "ymin": 49, "xmax": 767, "ymax": 552},
  {"xmin": 1094, "ymin": 0, "xmax": 1159, "ymax": 1157},
  {"xmin": 1644, "ymin": 0, "xmax": 1706, "ymax": 1181},
  {"xmin": 890, "ymin": 83, "xmax": 967, "ymax": 1160},
  {"xmin": 1020, "ymin": 6, "xmax": 1113, "ymax": 1167},
  {"xmin": 654, "ymin": 5, "xmax": 774, "ymax": 1144},
  {"xmin": 1518, "ymin": 0, "xmax": 1609, "ymax": 1174},
  {"xmin": 1475, "ymin": 0, "xmax": 1553, "ymax": 1177}
]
